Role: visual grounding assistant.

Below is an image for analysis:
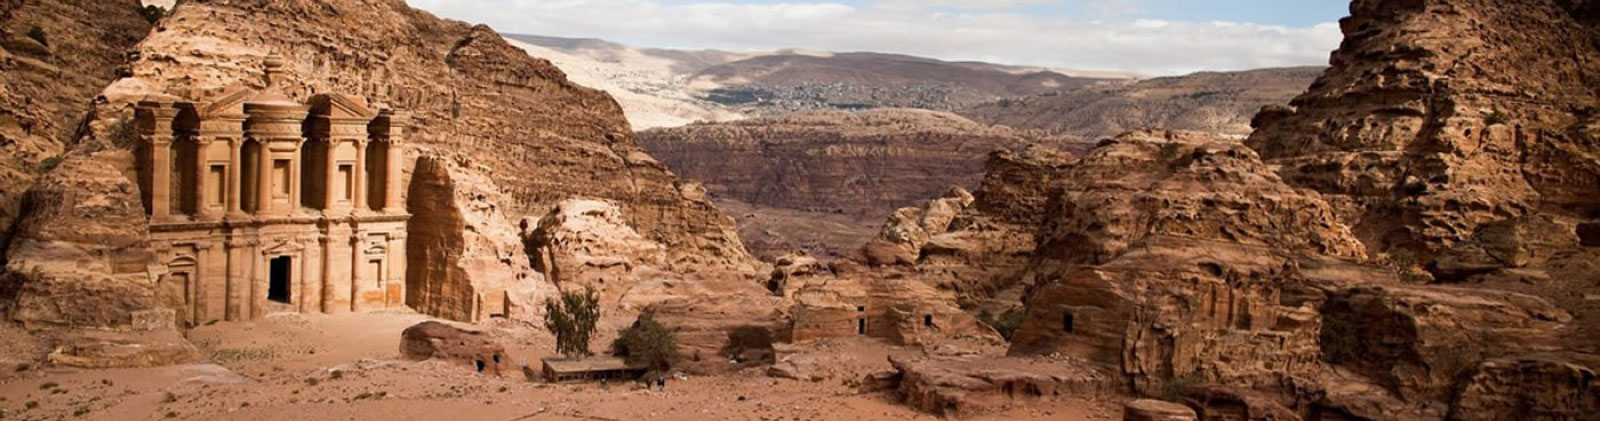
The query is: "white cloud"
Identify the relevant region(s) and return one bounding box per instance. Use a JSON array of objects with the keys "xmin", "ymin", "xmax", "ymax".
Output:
[{"xmin": 407, "ymin": 0, "xmax": 1342, "ymax": 75}]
